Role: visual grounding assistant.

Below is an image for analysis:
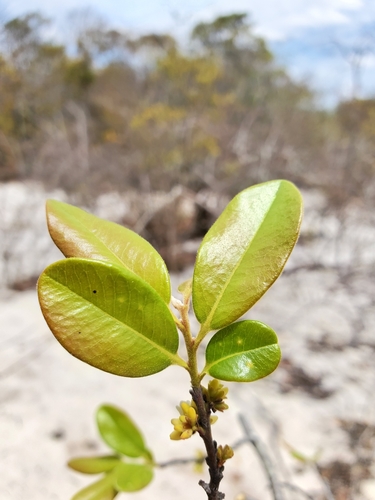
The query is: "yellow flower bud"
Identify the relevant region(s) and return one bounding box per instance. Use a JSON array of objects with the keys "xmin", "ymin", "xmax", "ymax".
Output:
[
  {"xmin": 217, "ymin": 444, "xmax": 234, "ymax": 467},
  {"xmin": 180, "ymin": 429, "xmax": 193, "ymax": 439},
  {"xmin": 202, "ymin": 379, "xmax": 229, "ymax": 412},
  {"xmin": 170, "ymin": 400, "xmax": 200, "ymax": 440},
  {"xmin": 170, "ymin": 430, "xmax": 182, "ymax": 440}
]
